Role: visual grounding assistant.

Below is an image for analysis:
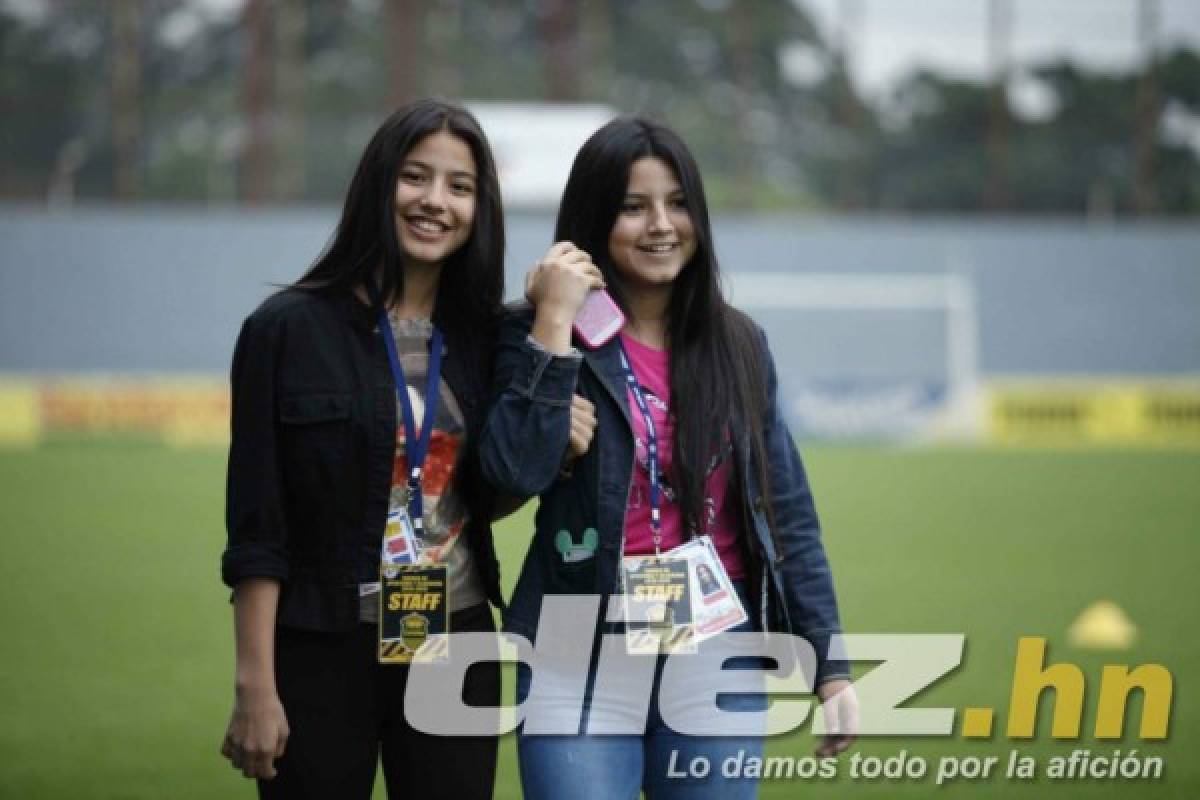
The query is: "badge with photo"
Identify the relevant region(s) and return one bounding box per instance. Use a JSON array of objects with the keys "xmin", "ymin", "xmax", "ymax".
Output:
[{"xmin": 665, "ymin": 536, "xmax": 748, "ymax": 642}]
